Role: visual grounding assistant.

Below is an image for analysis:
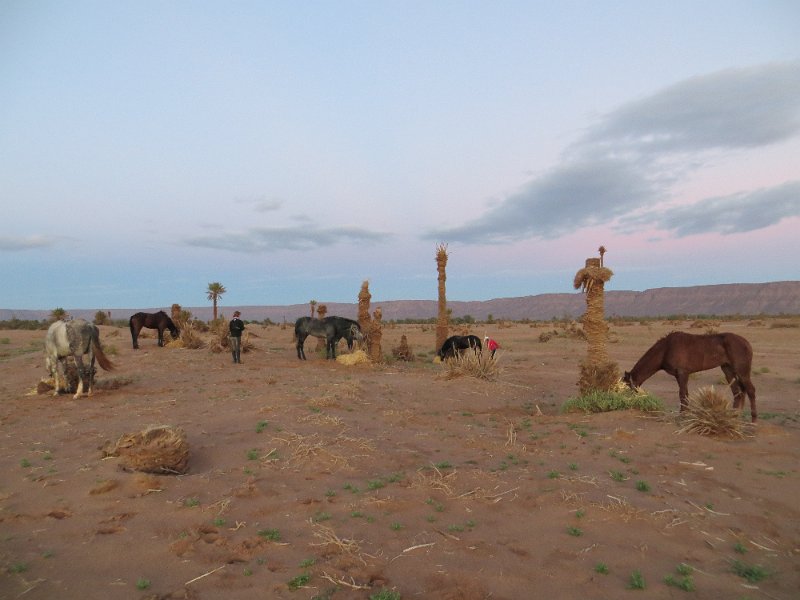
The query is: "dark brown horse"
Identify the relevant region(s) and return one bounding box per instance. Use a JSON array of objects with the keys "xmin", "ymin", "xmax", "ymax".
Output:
[
  {"xmin": 437, "ymin": 335, "xmax": 483, "ymax": 359},
  {"xmin": 623, "ymin": 331, "xmax": 757, "ymax": 421},
  {"xmin": 129, "ymin": 311, "xmax": 180, "ymax": 349}
]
